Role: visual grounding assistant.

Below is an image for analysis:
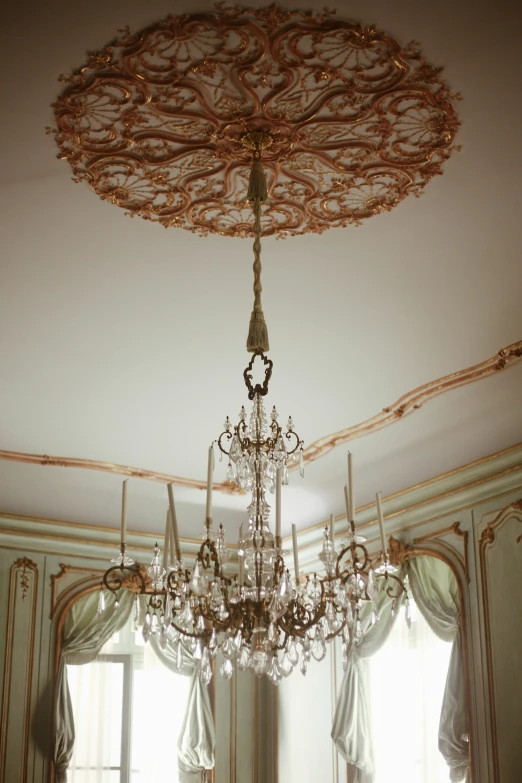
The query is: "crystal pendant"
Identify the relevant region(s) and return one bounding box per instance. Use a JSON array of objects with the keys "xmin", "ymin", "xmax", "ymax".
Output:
[
  {"xmin": 222, "ymin": 635, "xmax": 236, "ymax": 659},
  {"xmin": 208, "ymin": 630, "xmax": 218, "ymax": 657},
  {"xmin": 282, "ymin": 464, "xmax": 289, "ymax": 485},
  {"xmin": 267, "ymin": 621, "xmax": 278, "ymax": 645},
  {"xmin": 167, "ymin": 624, "xmax": 178, "ymax": 643},
  {"xmin": 251, "ymin": 649, "xmax": 269, "ymax": 677},
  {"xmin": 268, "ymin": 656, "xmax": 282, "ymax": 685},
  {"xmin": 311, "ymin": 625, "xmax": 327, "ymax": 662},
  {"xmin": 287, "ymin": 640, "xmax": 299, "ymax": 666},
  {"xmin": 233, "ymin": 630, "xmax": 243, "ymax": 651},
  {"xmin": 132, "ymin": 595, "xmax": 139, "ymax": 628},
  {"xmin": 218, "ymin": 601, "xmax": 229, "ymax": 621},
  {"xmin": 220, "ymin": 656, "xmax": 234, "ymax": 680},
  {"xmin": 190, "ymin": 561, "xmax": 205, "ymax": 595},
  {"xmin": 354, "ymin": 618, "xmax": 363, "ymax": 643},
  {"xmin": 238, "ymin": 645, "xmax": 251, "ymax": 671},
  {"xmin": 151, "ymin": 613, "xmax": 159, "ymax": 634},
  {"xmin": 405, "ymin": 597, "xmax": 412, "ymax": 629},
  {"xmin": 281, "ymin": 652, "xmax": 293, "ymax": 677},
  {"xmin": 194, "ymin": 639, "xmax": 203, "ymax": 661},
  {"xmin": 229, "ymin": 434, "xmax": 242, "ymax": 463},
  {"xmin": 299, "ymin": 447, "xmax": 305, "ymax": 478},
  {"xmin": 142, "ymin": 622, "xmax": 151, "ymax": 643},
  {"xmin": 299, "ymin": 656, "xmax": 308, "ymax": 676},
  {"xmin": 97, "ymin": 589, "xmax": 106, "ymax": 616},
  {"xmin": 159, "ymin": 624, "xmax": 167, "ymax": 649},
  {"xmin": 226, "ymin": 461, "xmax": 236, "ymax": 482}
]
